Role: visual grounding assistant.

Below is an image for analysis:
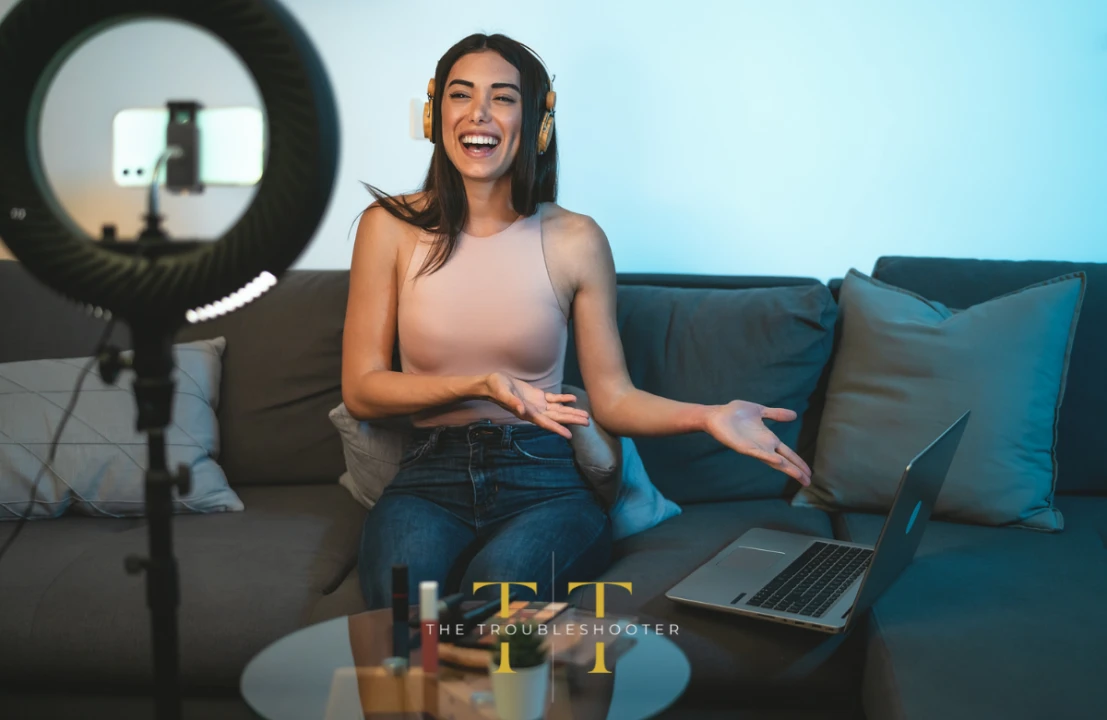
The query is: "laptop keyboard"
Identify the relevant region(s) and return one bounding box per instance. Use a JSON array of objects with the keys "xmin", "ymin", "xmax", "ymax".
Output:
[{"xmin": 746, "ymin": 541, "xmax": 873, "ymax": 618}]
